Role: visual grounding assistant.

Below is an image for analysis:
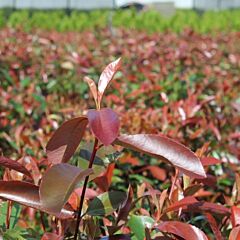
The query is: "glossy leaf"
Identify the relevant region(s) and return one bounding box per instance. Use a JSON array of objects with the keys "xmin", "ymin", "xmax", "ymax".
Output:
[
  {"xmin": 0, "ymin": 156, "xmax": 32, "ymax": 179},
  {"xmin": 115, "ymin": 134, "xmax": 206, "ymax": 179},
  {"xmin": 40, "ymin": 163, "xmax": 93, "ymax": 213},
  {"xmin": 87, "ymin": 108, "xmax": 120, "ymax": 146},
  {"xmin": 156, "ymin": 221, "xmax": 208, "ymax": 240},
  {"xmin": 84, "ymin": 76, "xmax": 98, "ymax": 107},
  {"xmin": 98, "ymin": 58, "xmax": 121, "ymax": 104},
  {"xmin": 128, "ymin": 215, "xmax": 155, "ymax": 240},
  {"xmin": 46, "ymin": 117, "xmax": 88, "ymax": 164},
  {"xmin": 87, "ymin": 191, "xmax": 127, "ymax": 216},
  {"xmin": 0, "ymin": 181, "xmax": 73, "ymax": 219}
]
